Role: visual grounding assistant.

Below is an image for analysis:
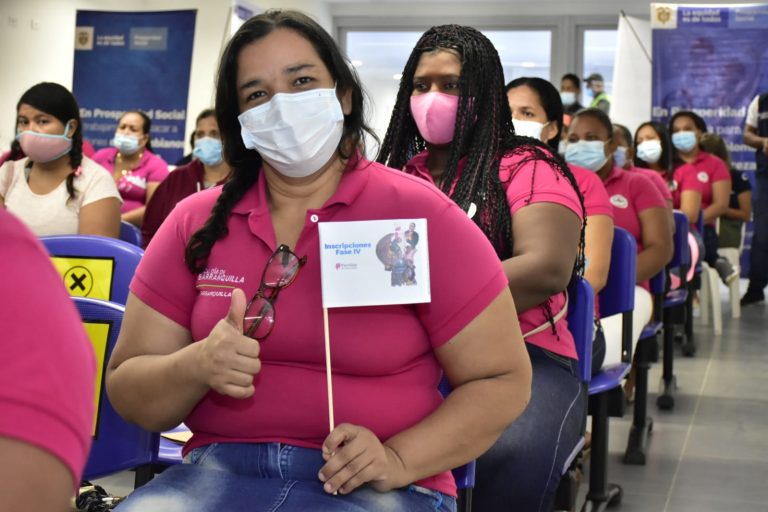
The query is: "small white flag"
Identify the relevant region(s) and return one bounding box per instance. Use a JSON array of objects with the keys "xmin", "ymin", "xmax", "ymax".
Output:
[{"xmin": 318, "ymin": 219, "xmax": 431, "ymax": 308}]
